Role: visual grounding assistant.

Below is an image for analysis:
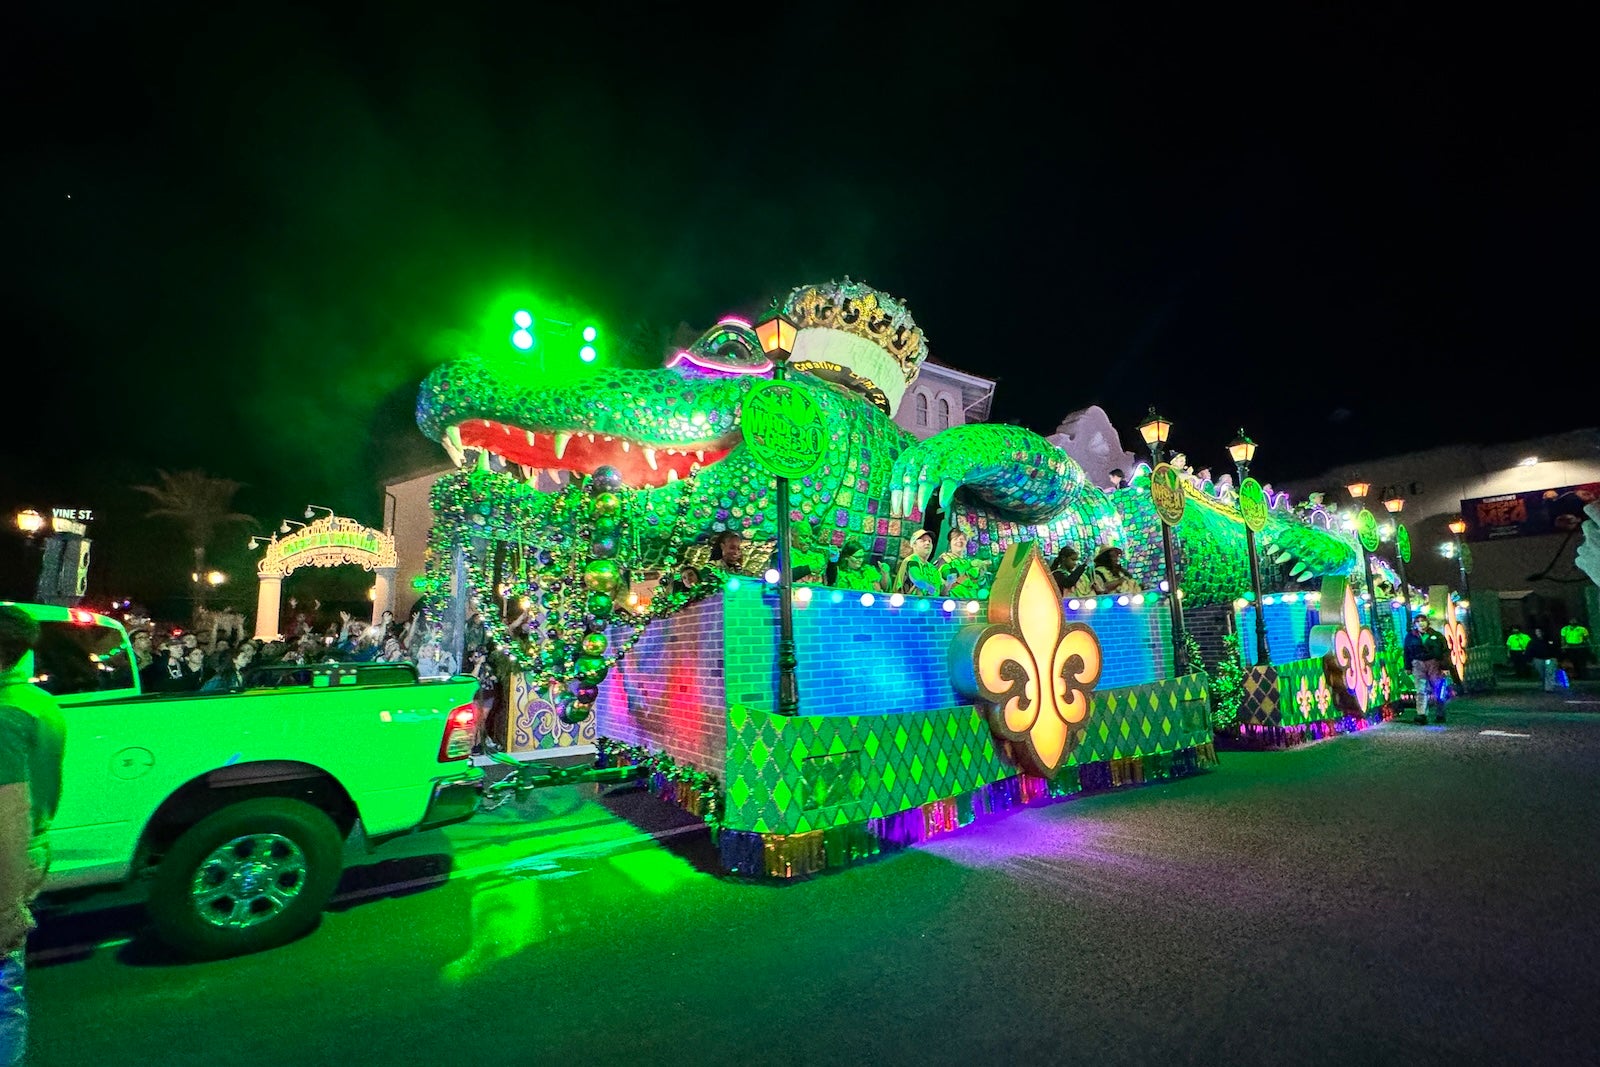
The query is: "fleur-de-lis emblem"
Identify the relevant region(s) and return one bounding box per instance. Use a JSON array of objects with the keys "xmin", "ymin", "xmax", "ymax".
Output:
[
  {"xmin": 950, "ymin": 542, "xmax": 1102, "ymax": 777},
  {"xmin": 1296, "ymin": 679, "xmax": 1314, "ymax": 716},
  {"xmin": 1444, "ymin": 604, "xmax": 1469, "ymax": 681},
  {"xmin": 1314, "ymin": 675, "xmax": 1332, "ymax": 713},
  {"xmin": 1380, "ymin": 667, "xmax": 1392, "ymax": 701},
  {"xmin": 1331, "ymin": 585, "xmax": 1377, "ymax": 712}
]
